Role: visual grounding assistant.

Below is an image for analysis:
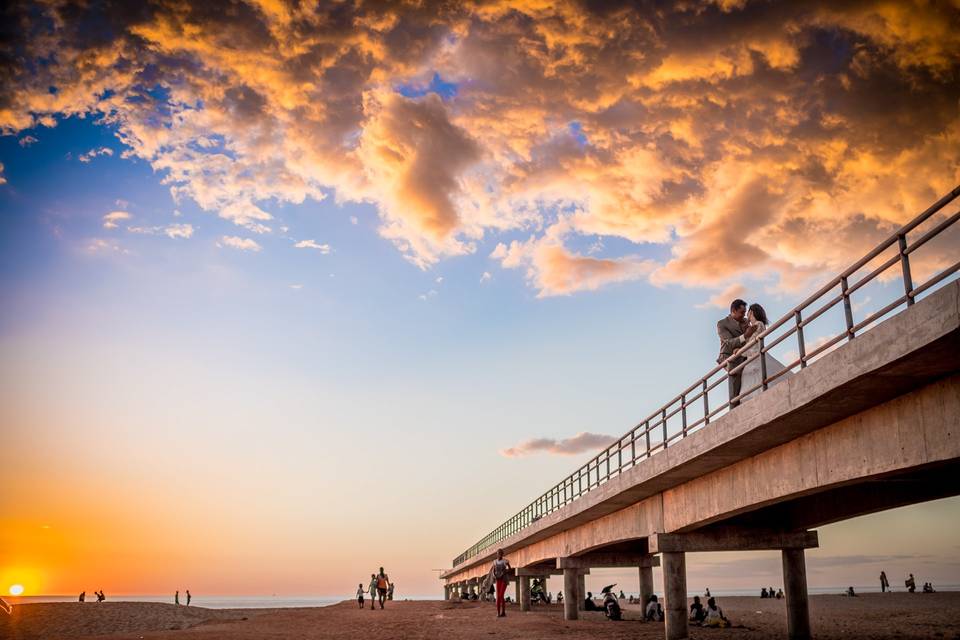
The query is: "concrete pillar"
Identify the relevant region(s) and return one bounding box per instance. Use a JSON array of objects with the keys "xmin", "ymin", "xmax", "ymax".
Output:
[
  {"xmin": 512, "ymin": 577, "xmax": 519, "ymax": 605},
  {"xmin": 443, "ymin": 585, "xmax": 449, "ymax": 600},
  {"xmin": 577, "ymin": 574, "xmax": 587, "ymax": 611},
  {"xmin": 563, "ymin": 568, "xmax": 579, "ymax": 620},
  {"xmin": 663, "ymin": 551, "xmax": 688, "ymax": 640},
  {"xmin": 782, "ymin": 548, "xmax": 812, "ymax": 640},
  {"xmin": 519, "ymin": 576, "xmax": 530, "ymax": 611},
  {"xmin": 541, "ymin": 576, "xmax": 549, "ymax": 603},
  {"xmin": 639, "ymin": 563, "xmax": 654, "ymax": 606}
]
